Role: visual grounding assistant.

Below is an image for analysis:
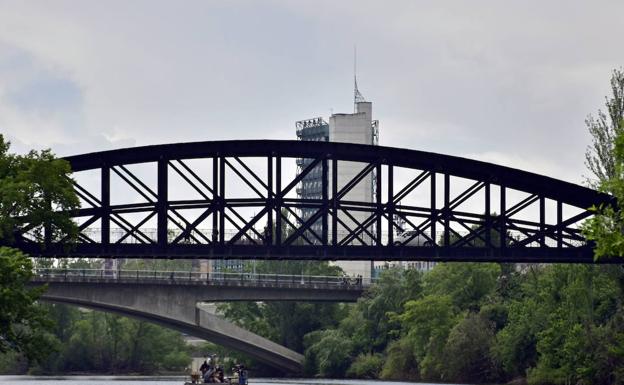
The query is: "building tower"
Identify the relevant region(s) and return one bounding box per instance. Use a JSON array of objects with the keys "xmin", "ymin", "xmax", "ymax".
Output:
[{"xmin": 296, "ymin": 80, "xmax": 379, "ymax": 279}]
